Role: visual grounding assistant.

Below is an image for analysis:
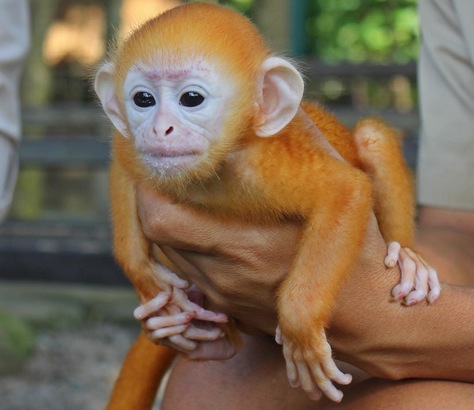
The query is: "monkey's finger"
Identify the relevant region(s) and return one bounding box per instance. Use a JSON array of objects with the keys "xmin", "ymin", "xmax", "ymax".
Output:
[
  {"xmin": 296, "ymin": 360, "xmax": 323, "ymax": 401},
  {"xmin": 133, "ymin": 291, "xmax": 172, "ymax": 320},
  {"xmin": 149, "ymin": 324, "xmax": 190, "ymax": 341},
  {"xmin": 183, "ymin": 324, "xmax": 225, "ymax": 341},
  {"xmin": 315, "ymin": 333, "xmax": 350, "ymax": 402},
  {"xmin": 391, "ymin": 248, "xmax": 417, "ymax": 300},
  {"xmin": 402, "ymin": 247, "xmax": 429, "ymax": 305},
  {"xmin": 320, "ymin": 358, "xmax": 352, "ymax": 386},
  {"xmin": 282, "ymin": 341, "xmax": 299, "ymax": 388},
  {"xmin": 191, "ymin": 307, "xmax": 228, "ymax": 323},
  {"xmin": 173, "ymin": 289, "xmax": 228, "ymax": 322},
  {"xmin": 315, "ymin": 330, "xmax": 351, "ymax": 387},
  {"xmin": 154, "ymin": 264, "xmax": 189, "ymax": 289},
  {"xmin": 412, "ymin": 252, "xmax": 441, "ymax": 304},
  {"xmin": 168, "ymin": 334, "xmax": 199, "ymax": 351},
  {"xmin": 310, "ymin": 362, "xmax": 342, "ymax": 403},
  {"xmin": 384, "ymin": 241, "xmax": 401, "ymax": 268},
  {"xmin": 427, "ymin": 267, "xmax": 441, "ymax": 304},
  {"xmin": 145, "ymin": 311, "xmax": 194, "ymax": 330},
  {"xmin": 275, "ymin": 326, "xmax": 283, "ymax": 345}
]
